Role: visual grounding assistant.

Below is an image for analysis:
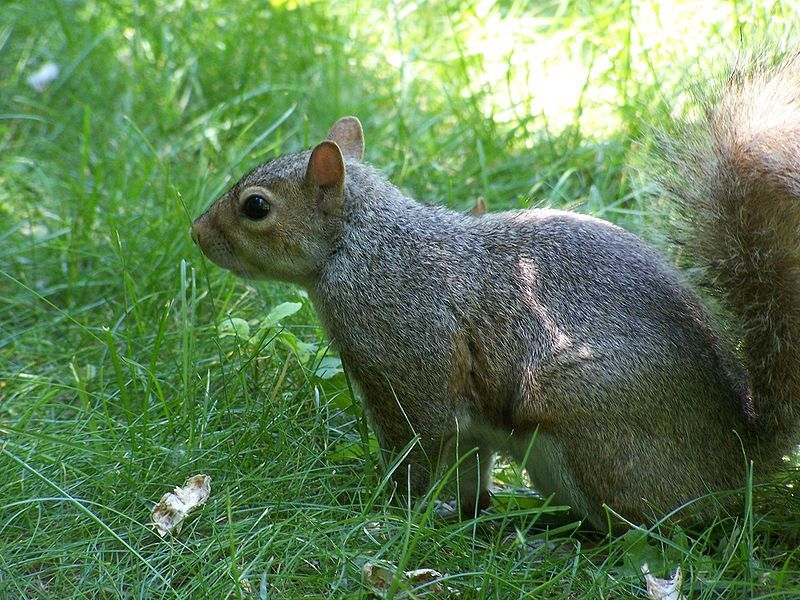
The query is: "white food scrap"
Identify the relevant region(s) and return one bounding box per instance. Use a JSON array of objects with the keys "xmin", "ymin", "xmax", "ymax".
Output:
[
  {"xmin": 27, "ymin": 62, "xmax": 59, "ymax": 92},
  {"xmin": 150, "ymin": 474, "xmax": 211, "ymax": 537},
  {"xmin": 641, "ymin": 563, "xmax": 686, "ymax": 600}
]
